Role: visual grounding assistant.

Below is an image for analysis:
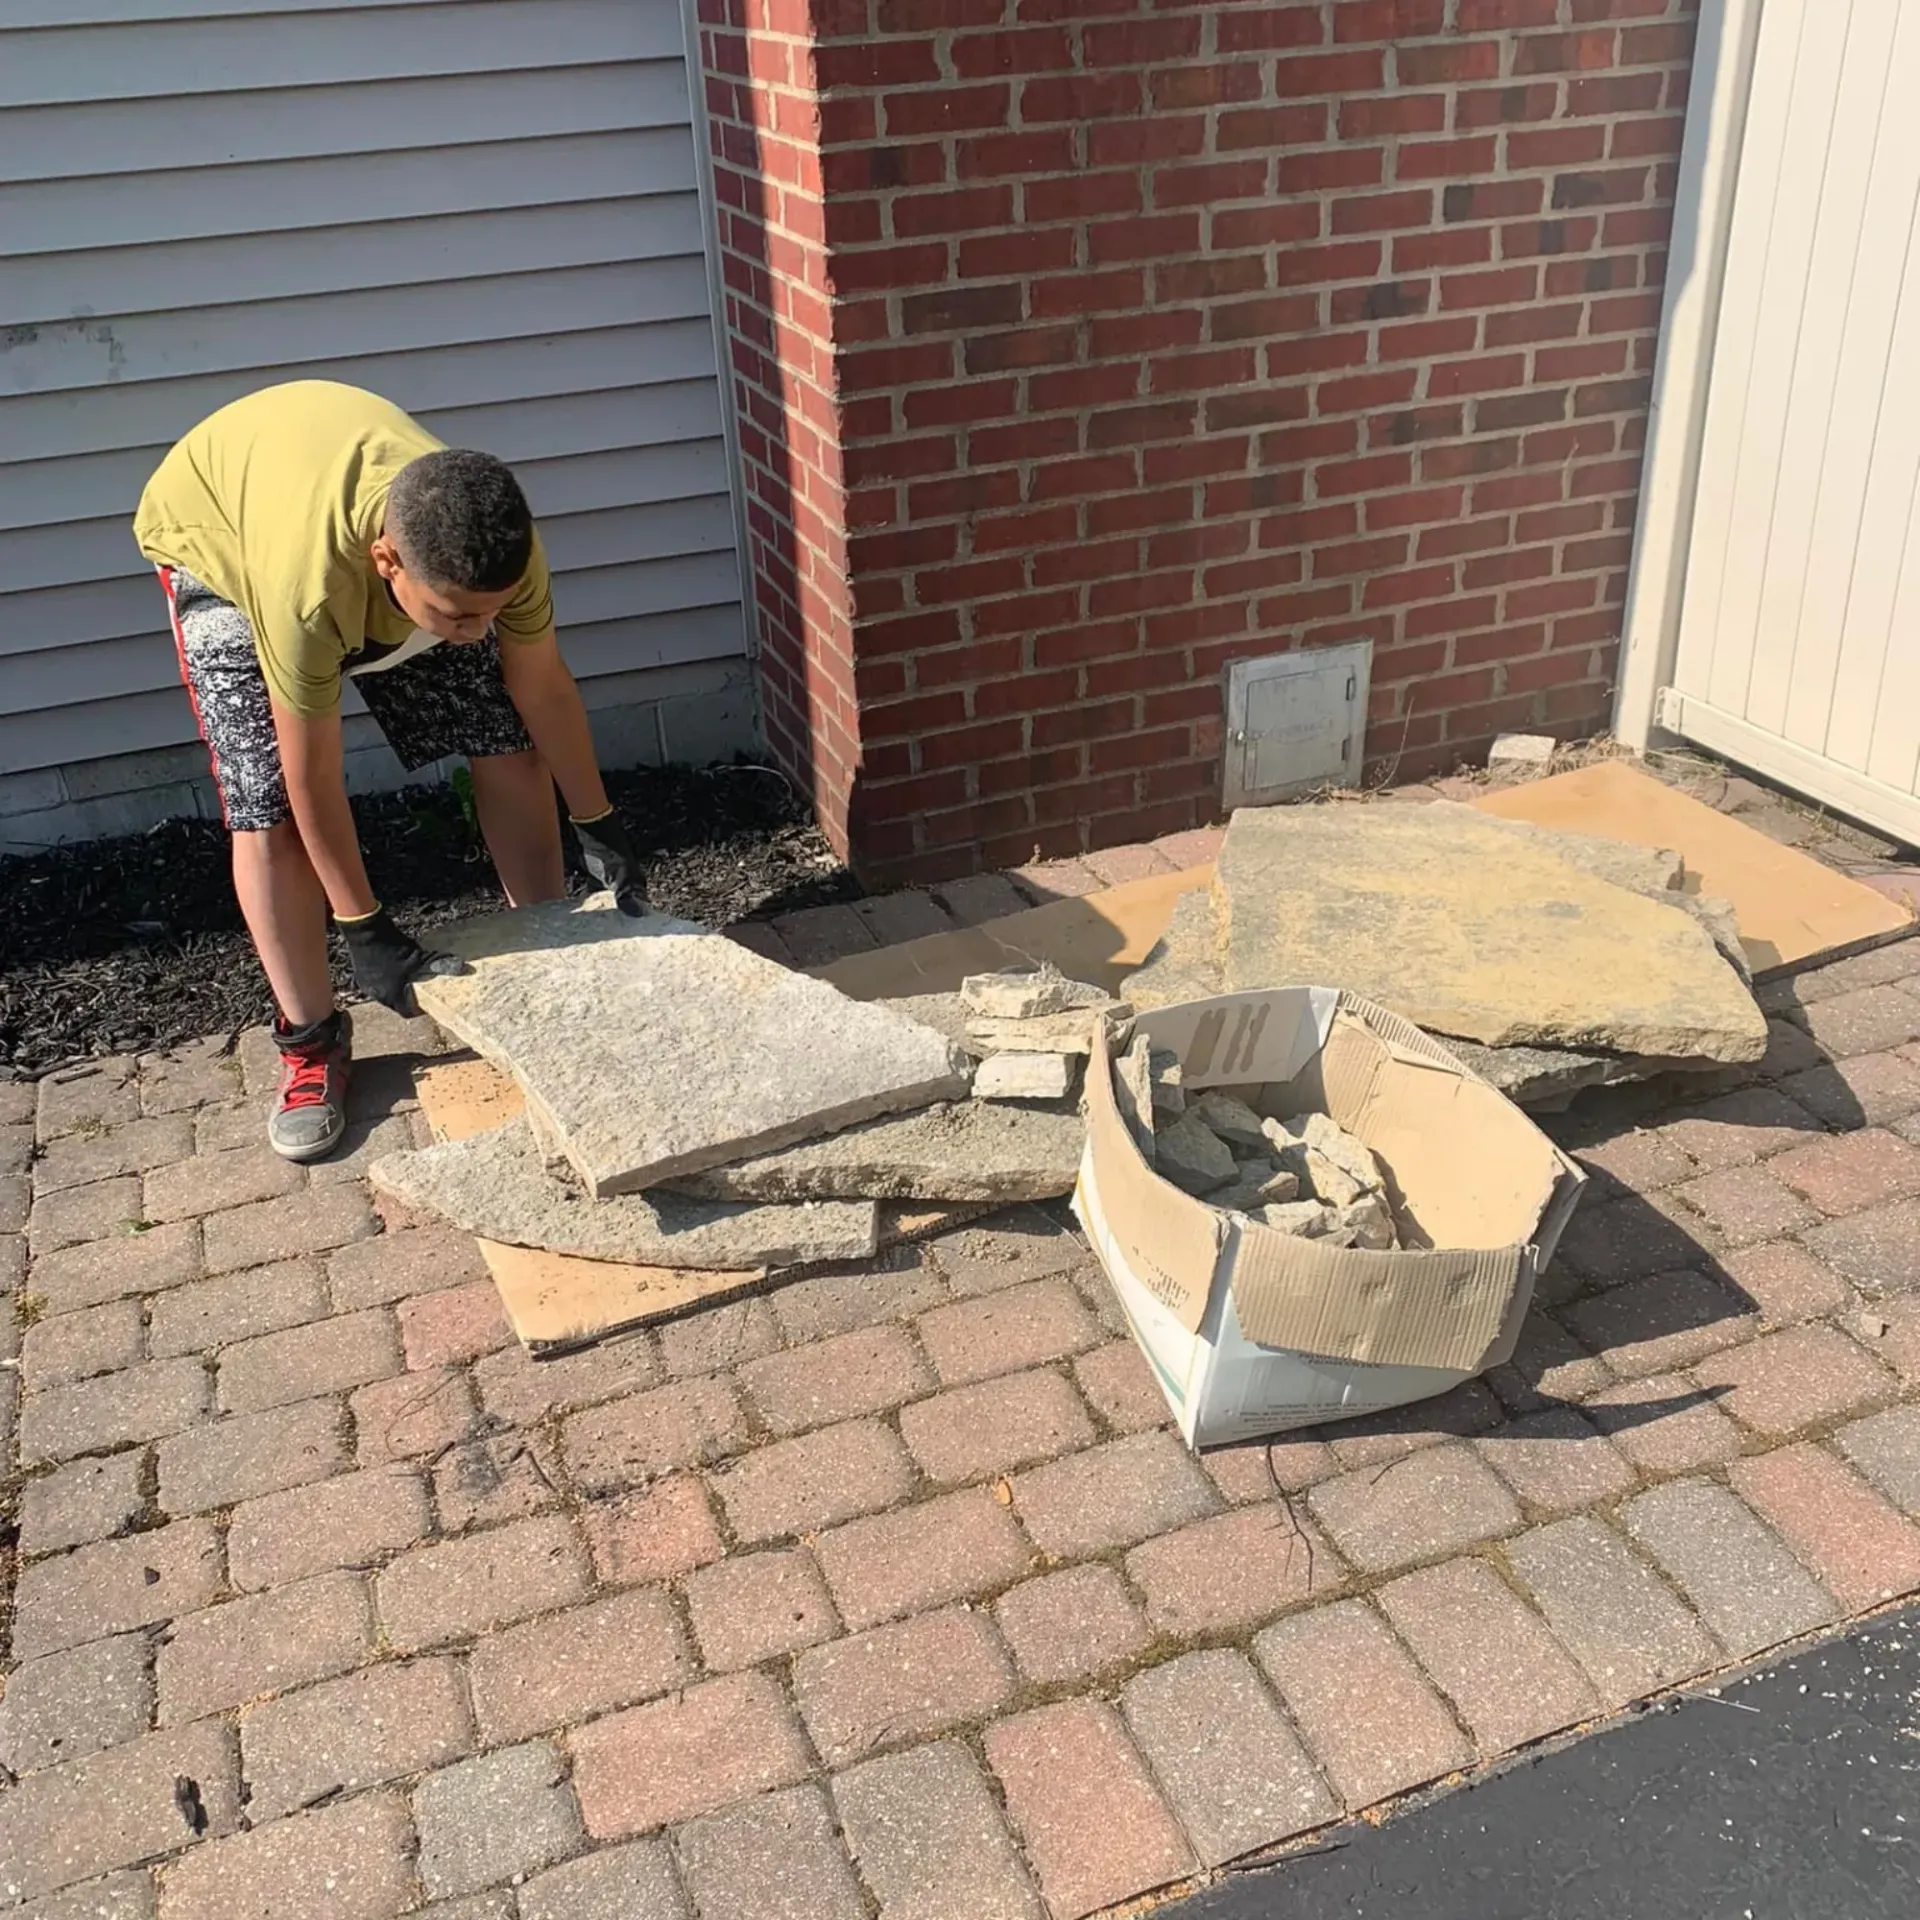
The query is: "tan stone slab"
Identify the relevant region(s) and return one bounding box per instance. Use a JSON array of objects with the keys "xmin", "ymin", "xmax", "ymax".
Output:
[
  {"xmin": 1211, "ymin": 803, "xmax": 1768, "ymax": 1062},
  {"xmin": 1474, "ymin": 759, "xmax": 1913, "ymax": 973}
]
